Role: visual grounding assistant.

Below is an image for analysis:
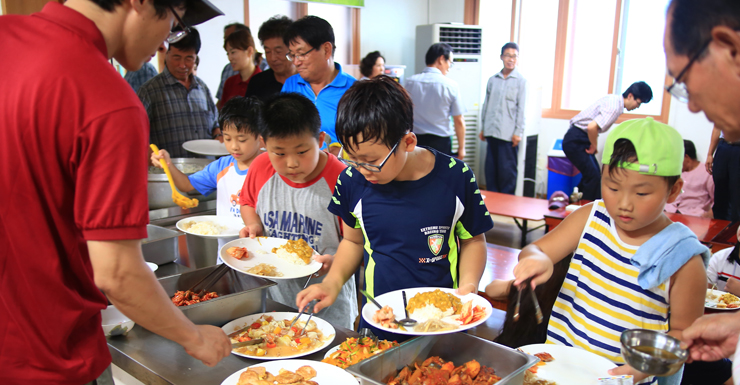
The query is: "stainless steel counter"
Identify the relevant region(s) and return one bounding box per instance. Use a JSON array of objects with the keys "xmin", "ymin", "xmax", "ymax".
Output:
[
  {"xmin": 149, "ymin": 200, "xmax": 217, "ymax": 228},
  {"xmin": 108, "ymin": 298, "xmax": 359, "ymax": 385}
]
